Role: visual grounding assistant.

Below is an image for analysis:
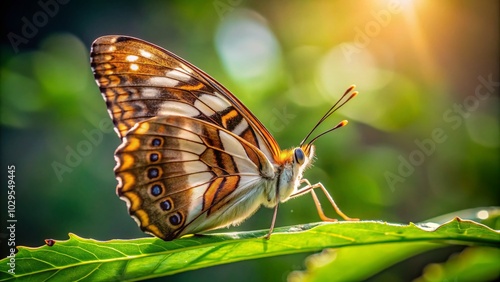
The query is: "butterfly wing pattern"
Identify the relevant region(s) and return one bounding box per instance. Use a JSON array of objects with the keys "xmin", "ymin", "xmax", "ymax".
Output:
[{"xmin": 90, "ymin": 35, "xmax": 356, "ymax": 240}]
